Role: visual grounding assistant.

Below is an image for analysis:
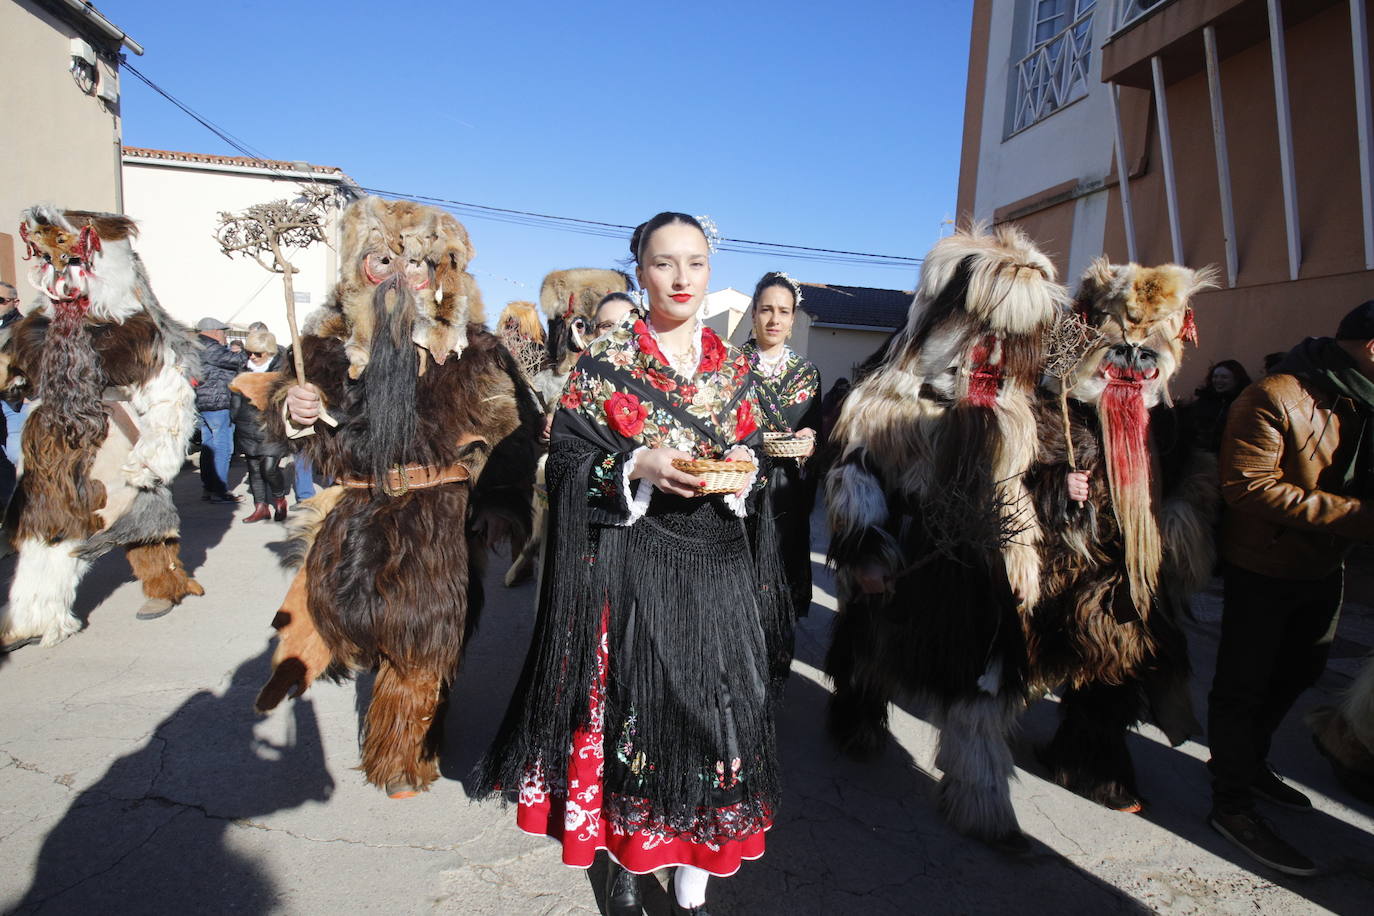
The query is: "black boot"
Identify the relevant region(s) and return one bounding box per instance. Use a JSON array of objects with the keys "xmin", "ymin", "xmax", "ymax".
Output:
[{"xmin": 605, "ymin": 863, "xmax": 642, "ymax": 916}]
